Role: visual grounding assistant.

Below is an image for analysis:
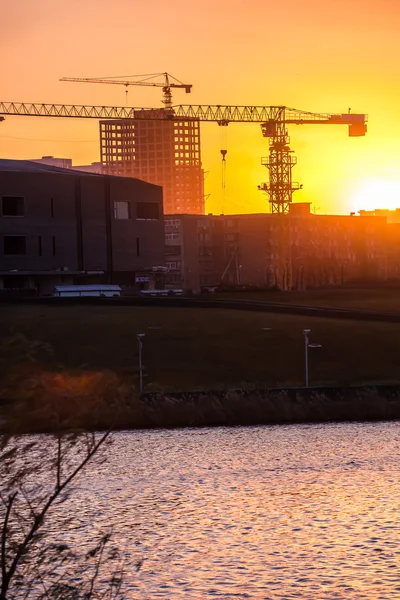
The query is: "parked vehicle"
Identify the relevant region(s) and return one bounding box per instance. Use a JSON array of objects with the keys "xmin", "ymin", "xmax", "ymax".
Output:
[
  {"xmin": 53, "ymin": 285, "xmax": 121, "ymax": 297},
  {"xmin": 139, "ymin": 289, "xmax": 184, "ymax": 297}
]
